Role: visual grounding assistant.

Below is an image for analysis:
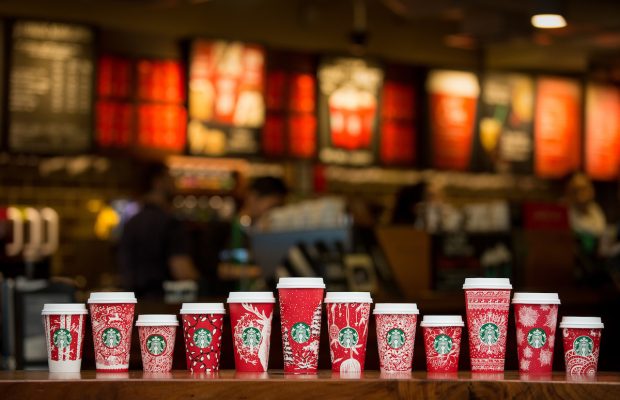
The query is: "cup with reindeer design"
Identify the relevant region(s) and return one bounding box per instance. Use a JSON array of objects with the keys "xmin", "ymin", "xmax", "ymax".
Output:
[
  {"xmin": 374, "ymin": 303, "xmax": 420, "ymax": 372},
  {"xmin": 227, "ymin": 292, "xmax": 275, "ymax": 372},
  {"xmin": 512, "ymin": 292, "xmax": 560, "ymax": 374},
  {"xmin": 136, "ymin": 314, "xmax": 178, "ymax": 372},
  {"xmin": 420, "ymin": 315, "xmax": 464, "ymax": 373},
  {"xmin": 180, "ymin": 303, "xmax": 226, "ymax": 373},
  {"xmin": 324, "ymin": 292, "xmax": 373, "ymax": 374},
  {"xmin": 276, "ymin": 278, "xmax": 325, "ymax": 374}
]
